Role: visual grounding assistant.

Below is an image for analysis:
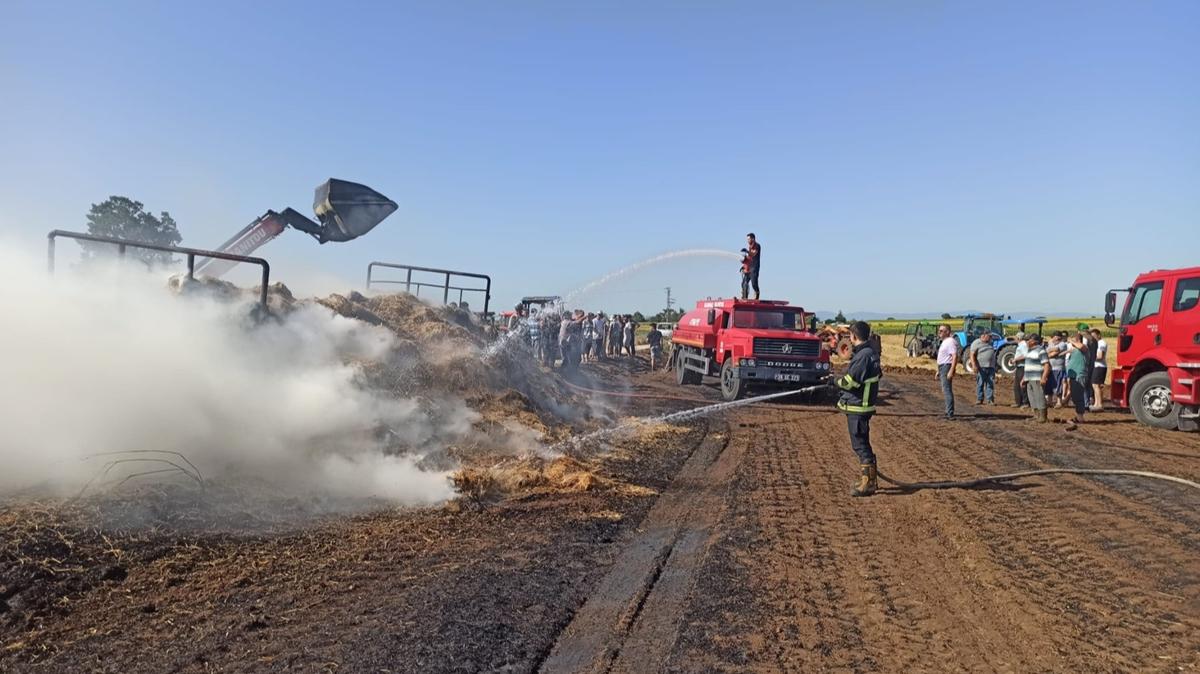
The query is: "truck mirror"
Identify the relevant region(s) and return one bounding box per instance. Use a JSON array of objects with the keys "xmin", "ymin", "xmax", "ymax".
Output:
[
  {"xmin": 706, "ymin": 308, "xmax": 716, "ymax": 325},
  {"xmin": 1104, "ymin": 291, "xmax": 1116, "ymax": 315},
  {"xmin": 1104, "ymin": 312, "xmax": 1115, "ymax": 327},
  {"xmin": 809, "ymin": 315, "xmax": 818, "ymax": 332},
  {"xmin": 312, "ymin": 178, "xmax": 398, "ymax": 242}
]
